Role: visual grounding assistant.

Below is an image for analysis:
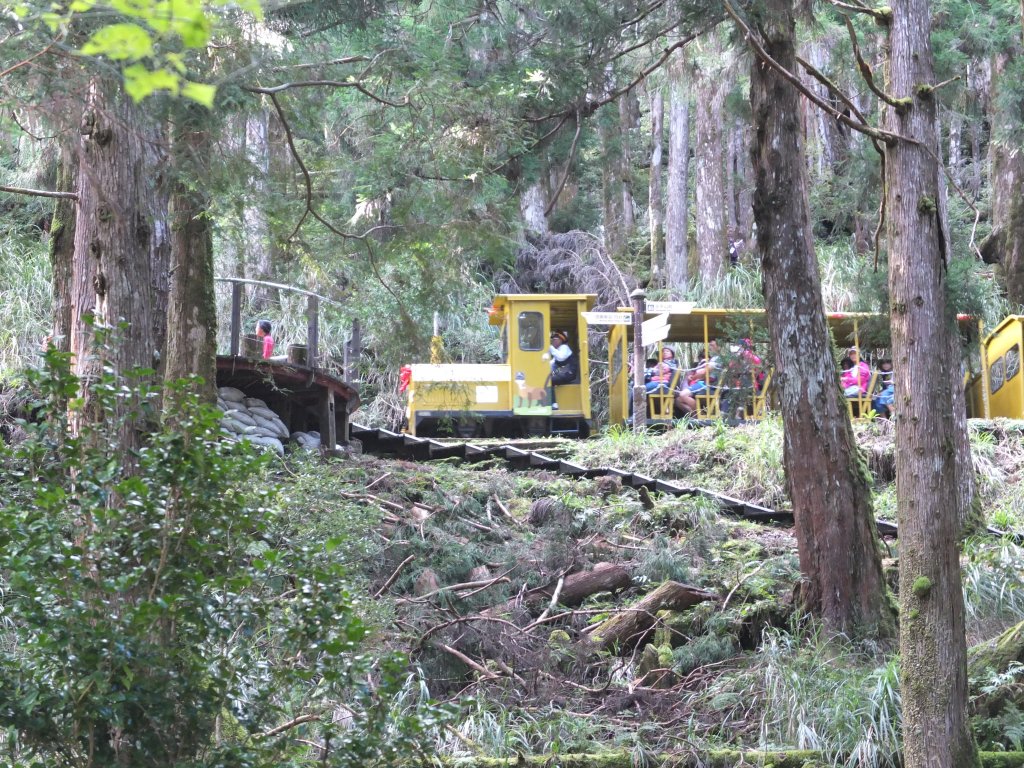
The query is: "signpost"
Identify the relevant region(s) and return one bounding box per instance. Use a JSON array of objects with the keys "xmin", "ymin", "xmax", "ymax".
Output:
[
  {"xmin": 640, "ymin": 313, "xmax": 671, "ymax": 346},
  {"xmin": 581, "ymin": 311, "xmax": 633, "ymax": 325},
  {"xmin": 645, "ymin": 300, "xmax": 694, "ymax": 314}
]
